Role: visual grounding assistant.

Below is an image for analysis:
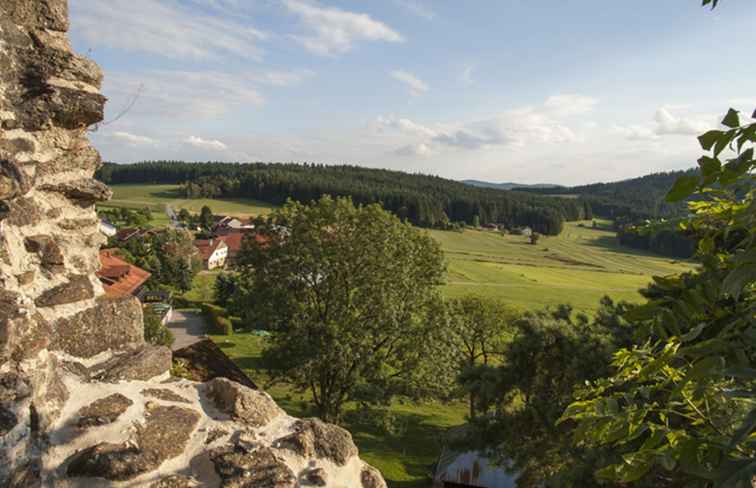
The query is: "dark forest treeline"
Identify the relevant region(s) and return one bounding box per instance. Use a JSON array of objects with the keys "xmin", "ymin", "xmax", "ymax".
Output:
[
  {"xmin": 96, "ymin": 162, "xmax": 595, "ymax": 235},
  {"xmin": 615, "ymin": 223, "xmax": 696, "ymax": 259},
  {"xmin": 518, "ymin": 169, "xmax": 695, "ymax": 221}
]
